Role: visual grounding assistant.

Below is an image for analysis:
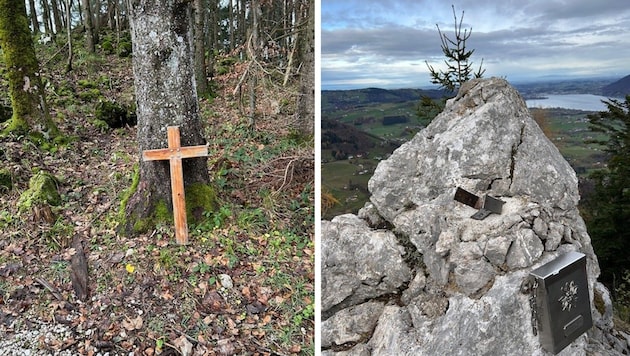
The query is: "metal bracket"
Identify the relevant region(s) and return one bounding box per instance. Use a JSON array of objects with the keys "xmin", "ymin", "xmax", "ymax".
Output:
[
  {"xmin": 521, "ymin": 276, "xmax": 539, "ymax": 336},
  {"xmin": 453, "ymin": 187, "xmax": 505, "ymax": 220}
]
